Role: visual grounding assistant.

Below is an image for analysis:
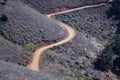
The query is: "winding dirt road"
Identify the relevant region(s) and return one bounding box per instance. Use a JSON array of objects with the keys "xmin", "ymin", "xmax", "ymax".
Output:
[
  {"xmin": 27, "ymin": 22, "xmax": 75, "ymax": 71},
  {"xmin": 27, "ymin": 0, "xmax": 112, "ymax": 71}
]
